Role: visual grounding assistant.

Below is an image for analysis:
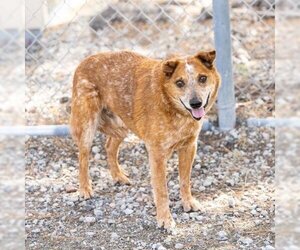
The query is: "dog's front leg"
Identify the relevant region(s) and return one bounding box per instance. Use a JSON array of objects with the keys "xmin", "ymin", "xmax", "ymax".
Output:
[
  {"xmin": 178, "ymin": 139, "xmax": 201, "ymax": 212},
  {"xmin": 148, "ymin": 148, "xmax": 175, "ymax": 229}
]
